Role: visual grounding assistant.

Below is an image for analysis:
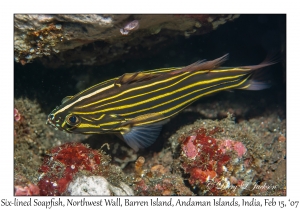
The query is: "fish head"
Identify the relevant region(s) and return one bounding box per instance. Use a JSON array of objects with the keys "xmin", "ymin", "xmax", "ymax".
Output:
[
  {"xmin": 46, "ymin": 105, "xmax": 81, "ymax": 133},
  {"xmin": 46, "ymin": 103, "xmax": 122, "ymax": 134}
]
